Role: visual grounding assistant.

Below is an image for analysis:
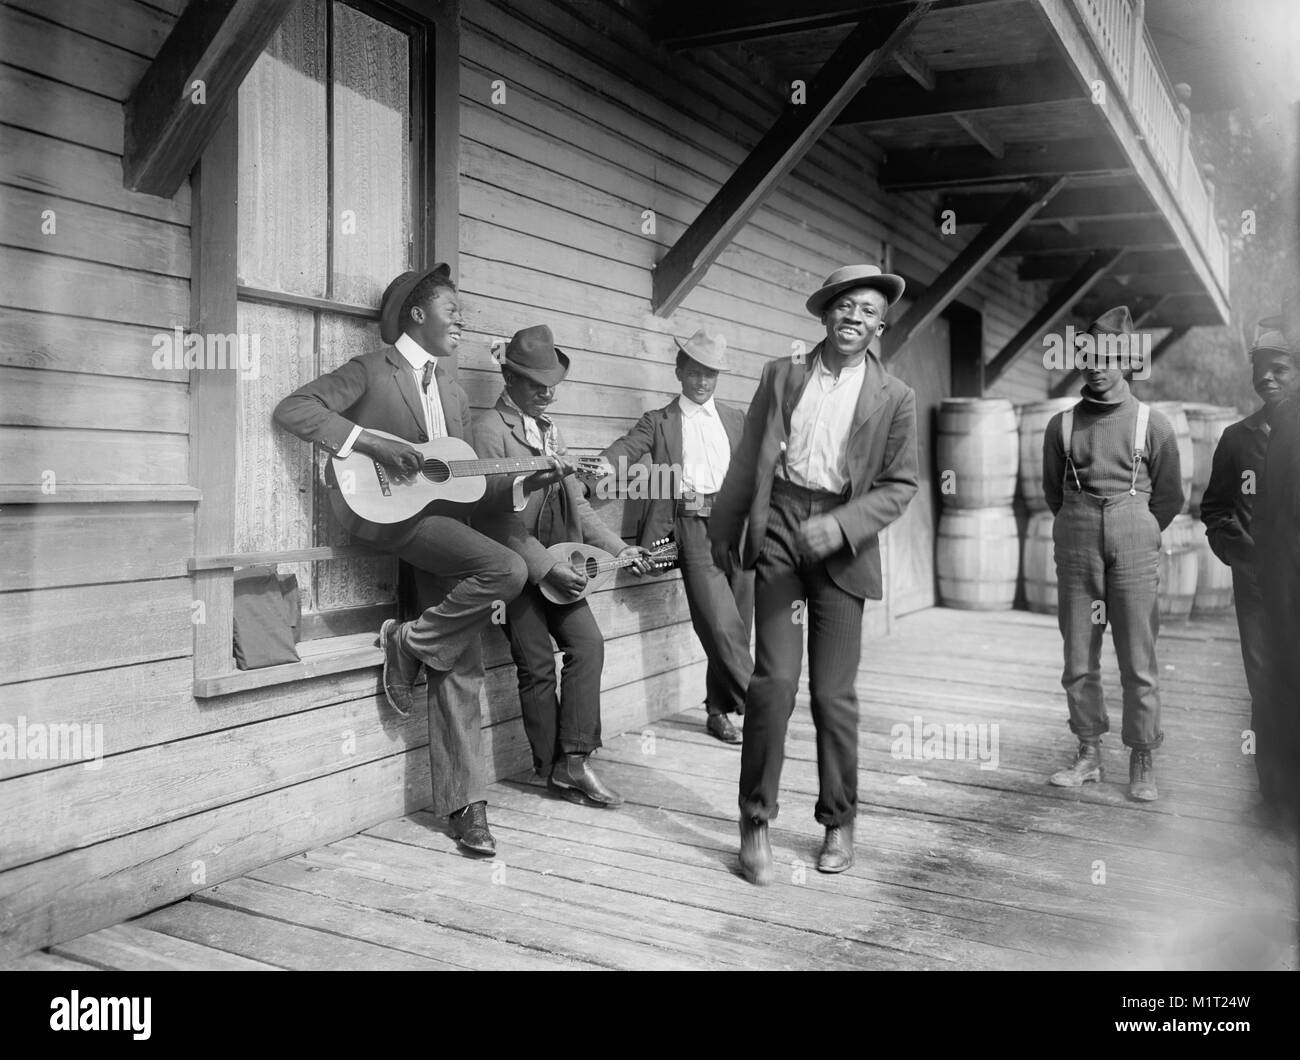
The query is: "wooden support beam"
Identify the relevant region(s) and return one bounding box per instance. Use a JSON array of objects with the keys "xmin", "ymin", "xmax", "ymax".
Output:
[
  {"xmin": 651, "ymin": 4, "xmax": 931, "ymax": 316},
  {"xmin": 984, "ymin": 248, "xmax": 1124, "ymax": 387},
  {"xmin": 894, "ymin": 42, "xmax": 935, "ymax": 91},
  {"xmin": 880, "ymin": 137, "xmax": 1129, "ymax": 192},
  {"xmin": 1002, "ymin": 218, "xmax": 1177, "ymax": 256},
  {"xmin": 1049, "ymin": 323, "xmax": 1188, "ymax": 398},
  {"xmin": 883, "ymin": 177, "xmax": 1069, "ymax": 365},
  {"xmin": 836, "ymin": 60, "xmax": 1081, "ymax": 124},
  {"xmin": 952, "ymin": 113, "xmax": 1003, "ymax": 158},
  {"xmin": 1017, "ymin": 248, "xmax": 1190, "ymax": 281},
  {"xmin": 124, "ymin": 0, "xmax": 297, "ymax": 196},
  {"xmin": 941, "ymin": 185, "xmax": 1156, "ymax": 226}
]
